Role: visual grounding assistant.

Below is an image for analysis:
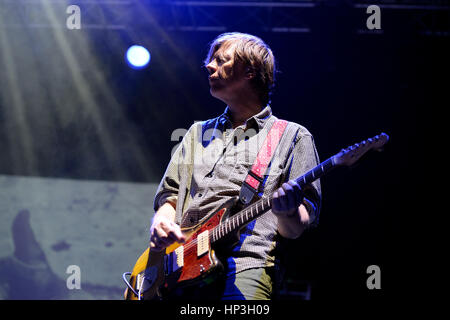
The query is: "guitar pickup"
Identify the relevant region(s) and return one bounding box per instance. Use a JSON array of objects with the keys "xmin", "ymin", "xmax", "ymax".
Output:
[
  {"xmin": 164, "ymin": 246, "xmax": 184, "ymax": 276},
  {"xmin": 173, "ymin": 246, "xmax": 184, "ymax": 271},
  {"xmin": 197, "ymin": 230, "xmax": 209, "ymax": 257}
]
